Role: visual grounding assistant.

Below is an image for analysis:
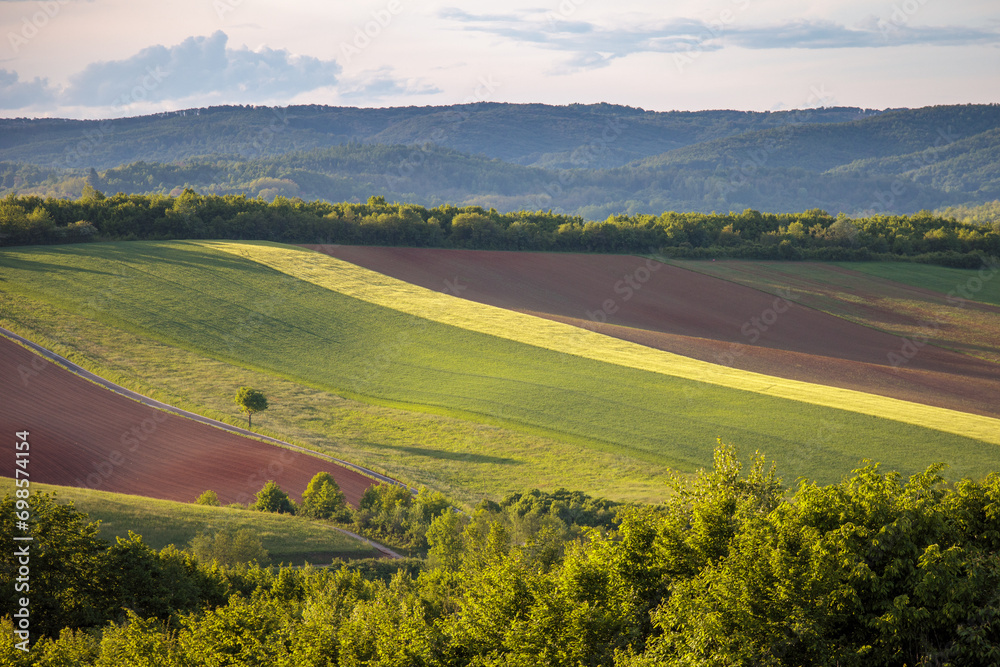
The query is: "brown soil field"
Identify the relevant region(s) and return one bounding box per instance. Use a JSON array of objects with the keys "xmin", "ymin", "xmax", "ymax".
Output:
[
  {"xmin": 304, "ymin": 246, "xmax": 1000, "ymax": 419},
  {"xmin": 0, "ymin": 335, "xmax": 375, "ymax": 506}
]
